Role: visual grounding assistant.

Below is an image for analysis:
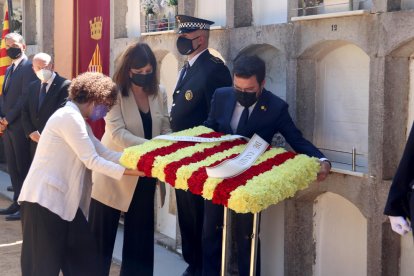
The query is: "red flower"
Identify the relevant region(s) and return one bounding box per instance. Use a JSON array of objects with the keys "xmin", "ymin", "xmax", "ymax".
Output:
[
  {"xmin": 164, "ymin": 139, "xmax": 245, "ymax": 187},
  {"xmin": 187, "ymin": 153, "xmax": 239, "ymax": 195},
  {"xmin": 212, "ymin": 151, "xmax": 296, "ymax": 206},
  {"xmin": 137, "ymin": 131, "xmax": 223, "ymax": 176}
]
